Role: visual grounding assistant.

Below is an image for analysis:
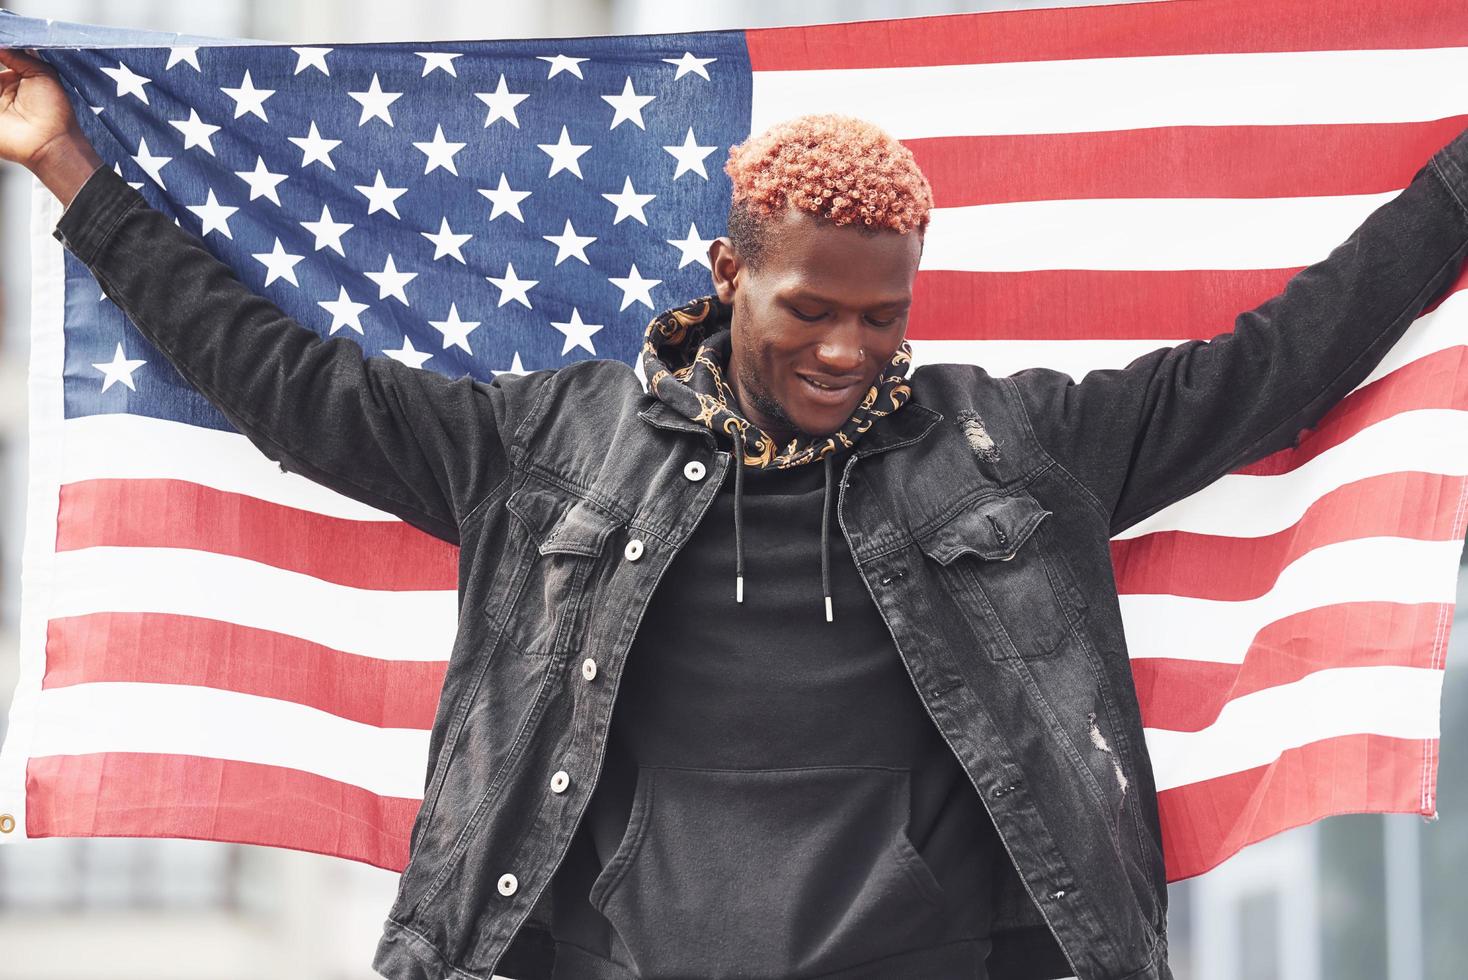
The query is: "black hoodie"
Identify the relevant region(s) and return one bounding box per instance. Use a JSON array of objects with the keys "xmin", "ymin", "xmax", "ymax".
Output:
[{"xmin": 540, "ymin": 298, "xmax": 1006, "ymax": 978}]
